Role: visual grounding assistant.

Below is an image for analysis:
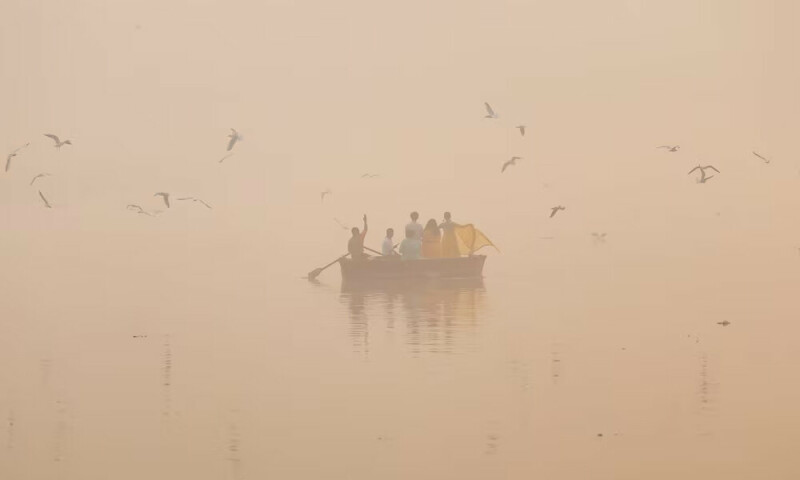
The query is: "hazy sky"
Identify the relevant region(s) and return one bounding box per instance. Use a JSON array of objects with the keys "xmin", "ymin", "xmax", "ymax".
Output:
[
  {"xmin": 2, "ymin": 4, "xmax": 800, "ymax": 478},
  {"xmin": 1, "ymin": 0, "xmax": 798, "ymax": 254}
]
